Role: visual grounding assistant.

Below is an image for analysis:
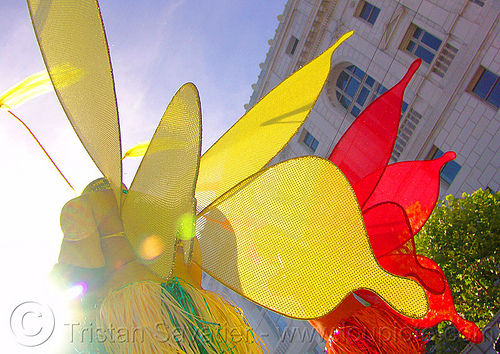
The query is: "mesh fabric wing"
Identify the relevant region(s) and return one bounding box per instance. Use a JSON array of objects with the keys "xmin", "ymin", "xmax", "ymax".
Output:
[
  {"xmin": 329, "ymin": 59, "xmax": 421, "ymax": 208},
  {"xmin": 28, "ymin": 0, "xmax": 202, "ymax": 279},
  {"xmin": 122, "ymin": 84, "xmax": 201, "ymax": 279},
  {"xmin": 197, "ymin": 156, "xmax": 428, "ymax": 319},
  {"xmin": 195, "ymin": 31, "xmax": 354, "ymax": 212},
  {"xmin": 27, "ymin": 0, "xmax": 122, "ymax": 205},
  {"xmin": 324, "ymin": 58, "xmax": 481, "ymax": 342}
]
